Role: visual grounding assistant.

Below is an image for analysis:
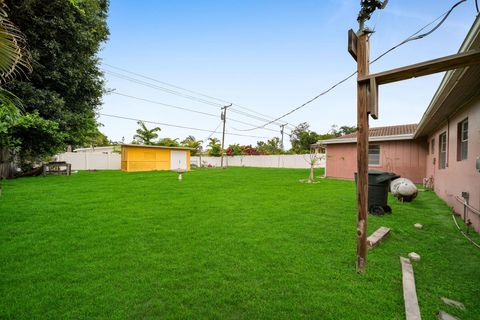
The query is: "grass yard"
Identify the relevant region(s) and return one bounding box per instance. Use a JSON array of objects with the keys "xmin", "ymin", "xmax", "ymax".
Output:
[{"xmin": 1, "ymin": 168, "xmax": 479, "ymax": 319}]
